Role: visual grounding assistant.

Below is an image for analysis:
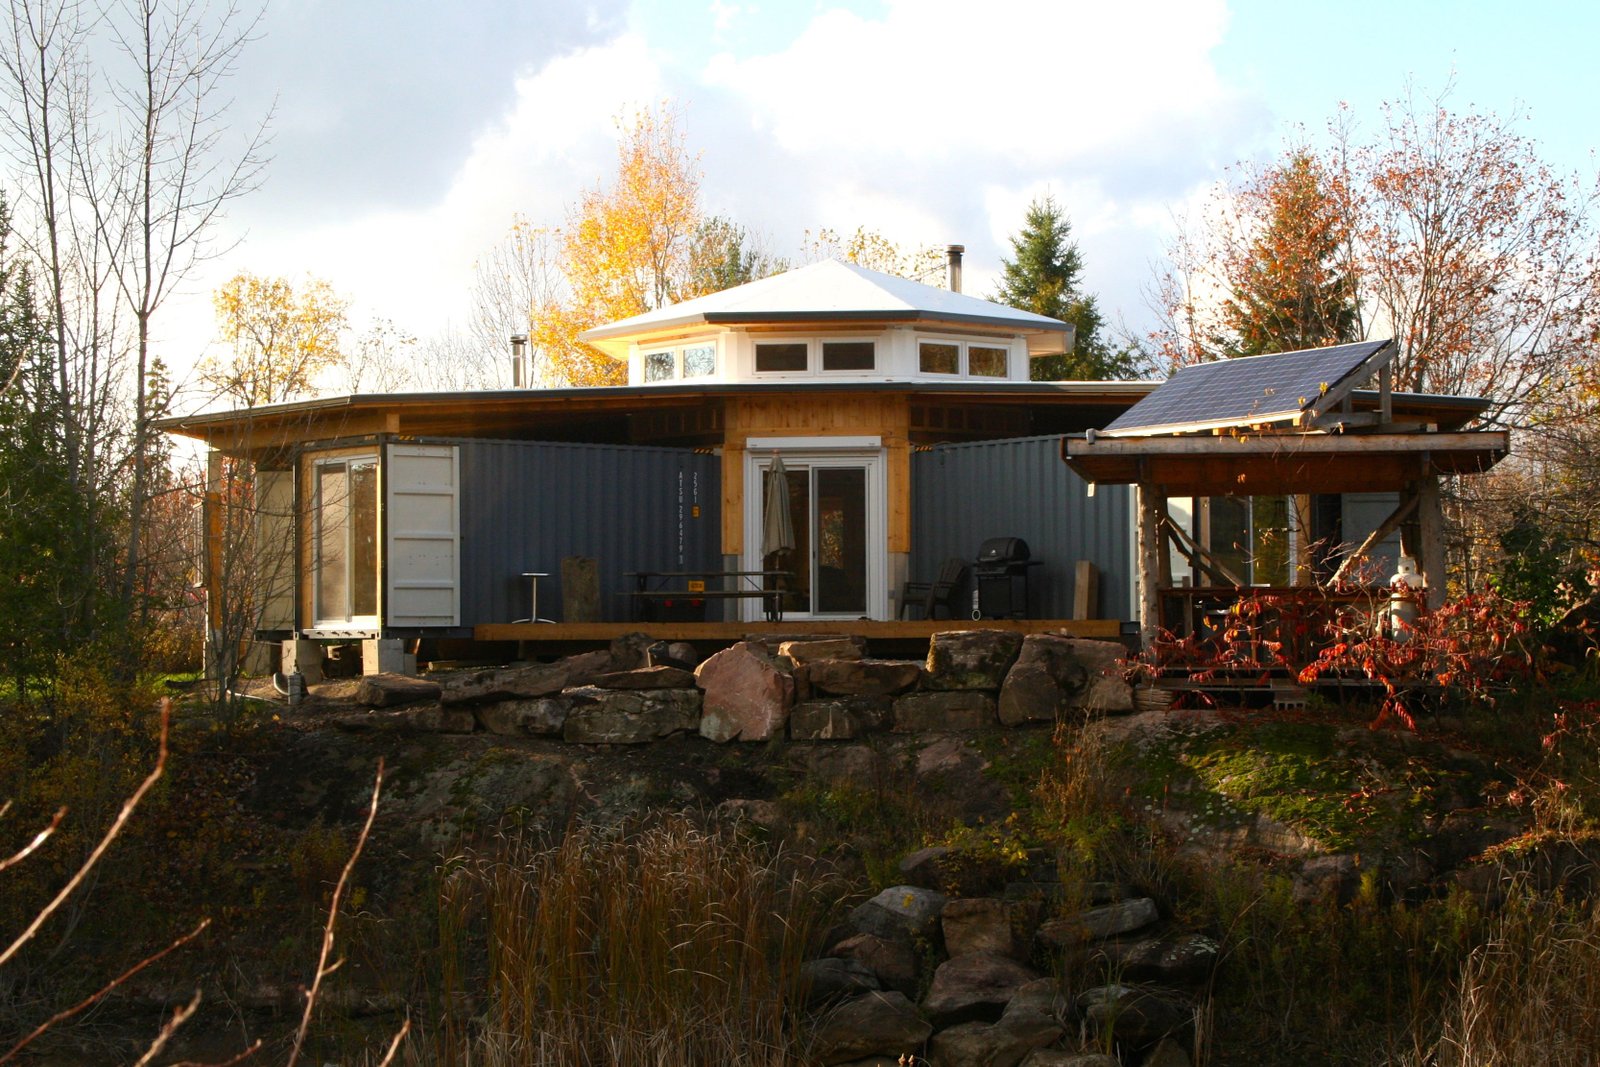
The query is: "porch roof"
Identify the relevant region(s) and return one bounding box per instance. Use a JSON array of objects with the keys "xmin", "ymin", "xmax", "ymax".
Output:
[{"xmin": 1061, "ymin": 429, "xmax": 1510, "ymax": 495}]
